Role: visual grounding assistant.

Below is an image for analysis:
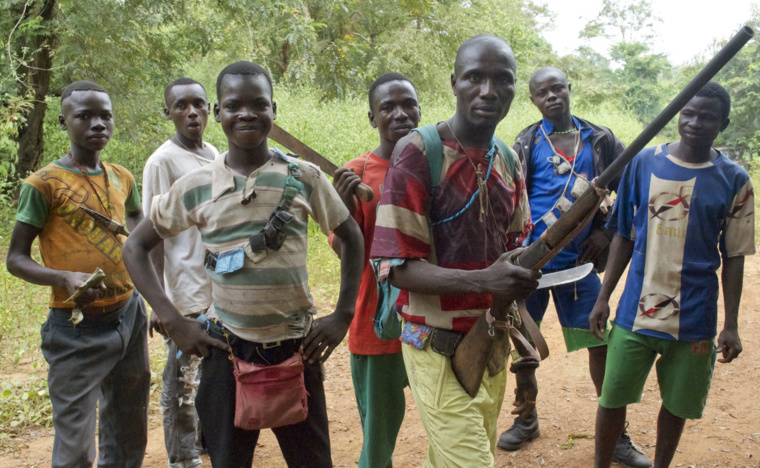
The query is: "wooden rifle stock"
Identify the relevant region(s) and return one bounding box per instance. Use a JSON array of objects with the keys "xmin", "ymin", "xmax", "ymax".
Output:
[{"xmin": 452, "ymin": 26, "xmax": 754, "ymax": 398}]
